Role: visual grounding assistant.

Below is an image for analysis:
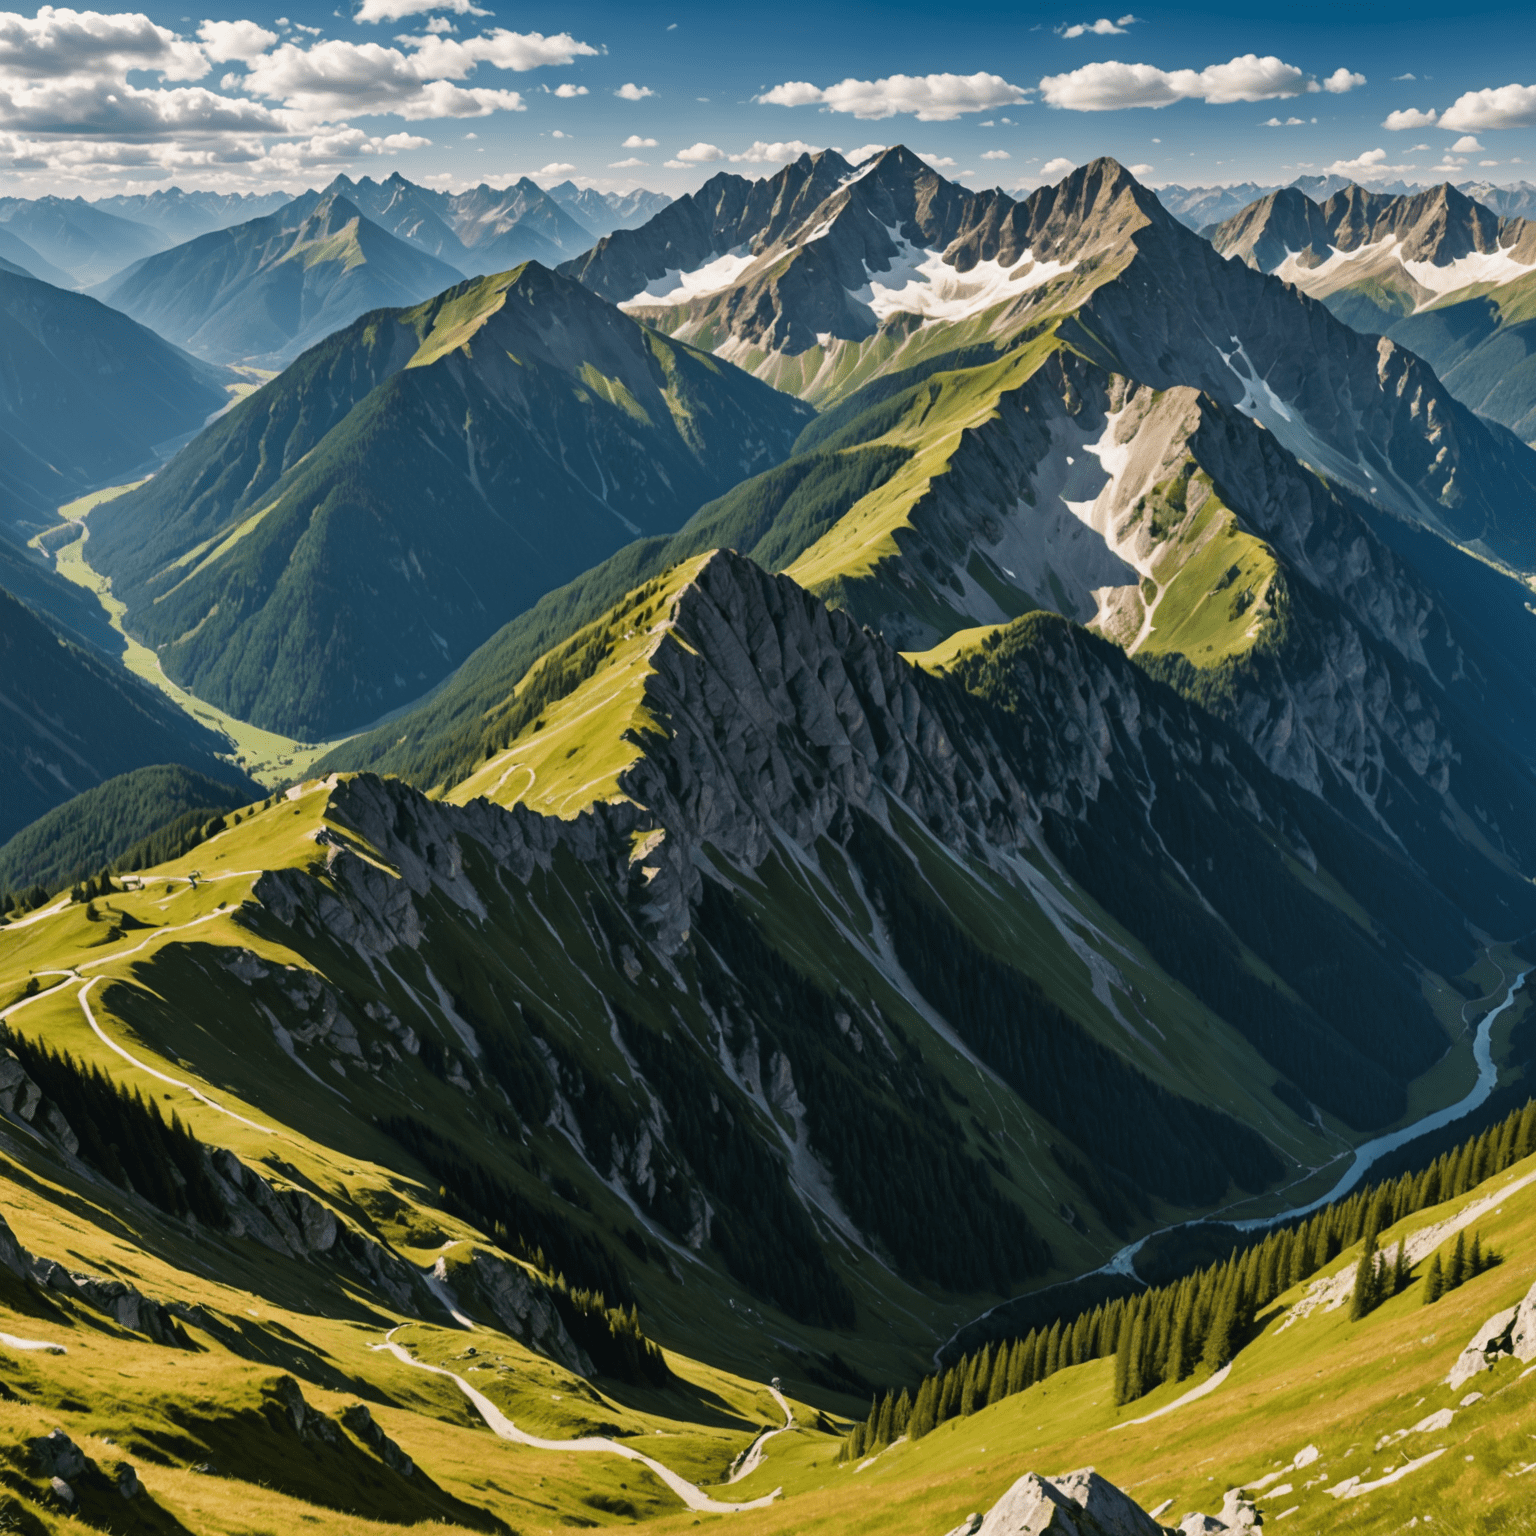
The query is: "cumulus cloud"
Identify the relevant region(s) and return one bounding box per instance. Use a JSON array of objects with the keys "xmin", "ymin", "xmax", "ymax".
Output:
[
  {"xmin": 615, "ymin": 81, "xmax": 654, "ymax": 100},
  {"xmin": 980, "ymin": 147, "xmax": 1010, "ymax": 158},
  {"xmin": 662, "ymin": 140, "xmax": 722, "ymax": 168},
  {"xmin": 1128, "ymin": 162, "xmax": 1153, "ymax": 175},
  {"xmin": 915, "ymin": 151, "xmax": 957, "ymax": 167},
  {"xmin": 1393, "ymin": 72, "xmax": 1416, "ymax": 81},
  {"xmin": 728, "ymin": 139, "xmax": 821, "ymax": 162},
  {"xmin": 1059, "ymin": 15, "xmax": 1139, "ymax": 37},
  {"xmin": 1382, "ymin": 106, "xmax": 1437, "ymax": 129},
  {"xmin": 1450, "ymin": 134, "xmax": 1484, "ymax": 152},
  {"xmin": 1040, "ymin": 53, "xmax": 1333, "ymax": 110},
  {"xmin": 1262, "ymin": 116, "xmax": 1306, "ymax": 126},
  {"xmin": 1325, "ymin": 147, "xmax": 1419, "ymax": 180},
  {"xmin": 841, "ymin": 142, "xmax": 886, "ymax": 162},
  {"xmin": 553, "ymin": 82, "xmax": 587, "ymax": 97},
  {"xmin": 608, "ymin": 155, "xmax": 646, "ymax": 167},
  {"xmin": 1441, "ymin": 82, "xmax": 1536, "ymax": 131},
  {"xmin": 197, "ymin": 19, "xmax": 277, "ymax": 64},
  {"xmin": 0, "ymin": 6, "xmax": 591, "ymax": 189},
  {"xmin": 354, "ymin": 0, "xmax": 490, "ymax": 21},
  {"xmin": 1321, "ymin": 68, "xmax": 1365, "ymax": 93},
  {"xmin": 622, "ymin": 134, "xmax": 657, "ymax": 147},
  {"xmin": 537, "ymin": 160, "xmax": 575, "ymax": 174},
  {"xmin": 758, "ymin": 71, "xmax": 1030, "ymax": 121},
  {"xmin": 1039, "ymin": 155, "xmax": 1075, "ymax": 177}
]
